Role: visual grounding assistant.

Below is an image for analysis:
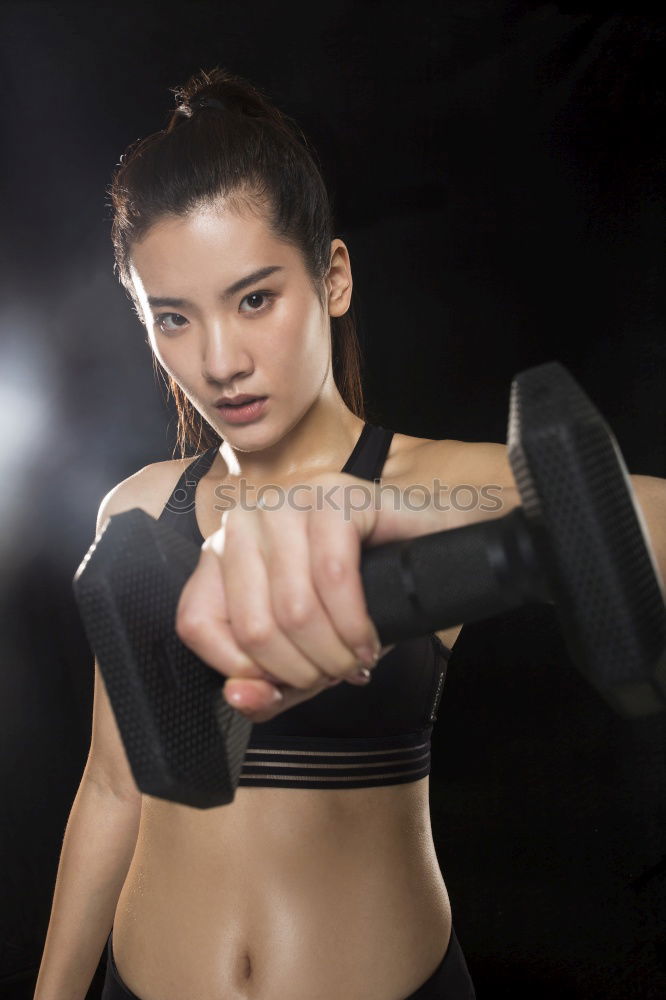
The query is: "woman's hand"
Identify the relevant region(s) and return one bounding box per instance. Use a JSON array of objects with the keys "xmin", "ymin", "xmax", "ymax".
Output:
[
  {"xmin": 175, "ymin": 470, "xmax": 519, "ymax": 723},
  {"xmin": 175, "ymin": 474, "xmax": 387, "ymax": 722}
]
